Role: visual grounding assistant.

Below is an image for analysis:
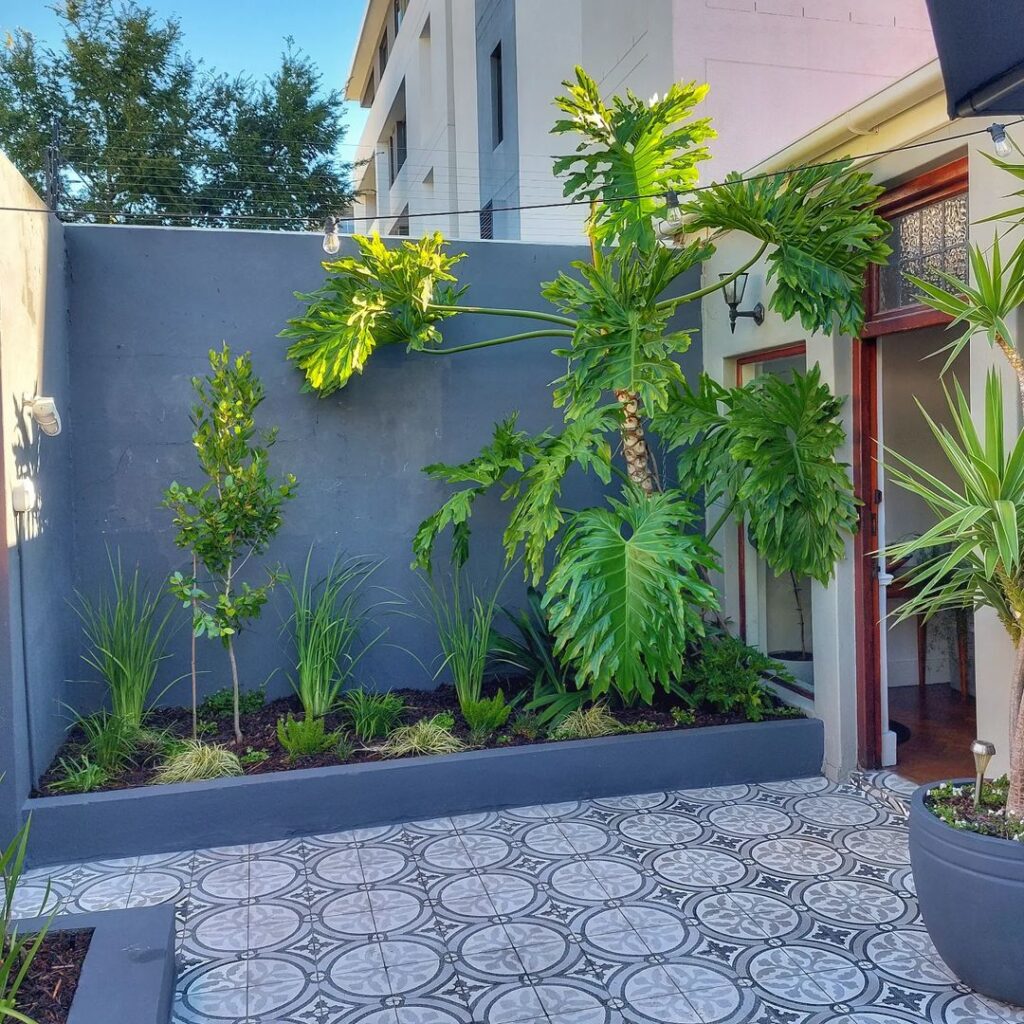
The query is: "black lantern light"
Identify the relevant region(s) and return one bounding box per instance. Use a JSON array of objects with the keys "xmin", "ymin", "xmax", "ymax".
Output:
[{"xmin": 719, "ymin": 273, "xmax": 764, "ymax": 334}]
